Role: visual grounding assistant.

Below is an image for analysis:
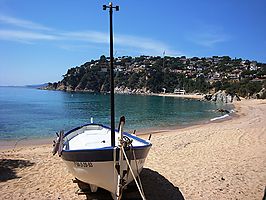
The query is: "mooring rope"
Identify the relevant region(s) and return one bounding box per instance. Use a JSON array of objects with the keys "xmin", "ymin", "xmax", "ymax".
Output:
[
  {"xmin": 13, "ymin": 137, "xmax": 28, "ymax": 151},
  {"xmin": 121, "ymin": 146, "xmax": 146, "ymax": 200},
  {"xmin": 131, "ymin": 145, "xmax": 145, "ymax": 196}
]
